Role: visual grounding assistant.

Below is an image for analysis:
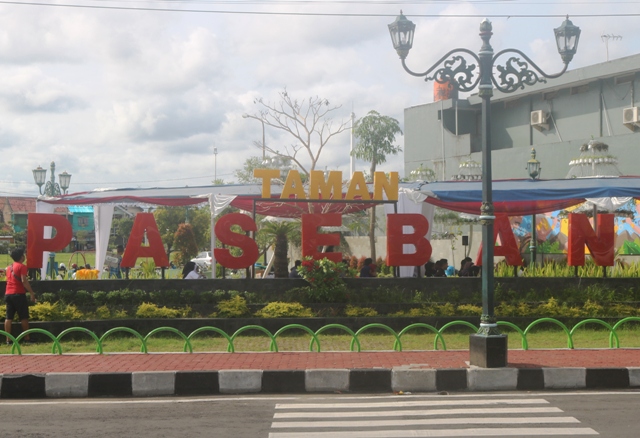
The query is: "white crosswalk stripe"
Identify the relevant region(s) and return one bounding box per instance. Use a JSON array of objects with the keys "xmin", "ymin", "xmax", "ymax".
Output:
[{"xmin": 269, "ymin": 397, "xmax": 599, "ymax": 437}]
